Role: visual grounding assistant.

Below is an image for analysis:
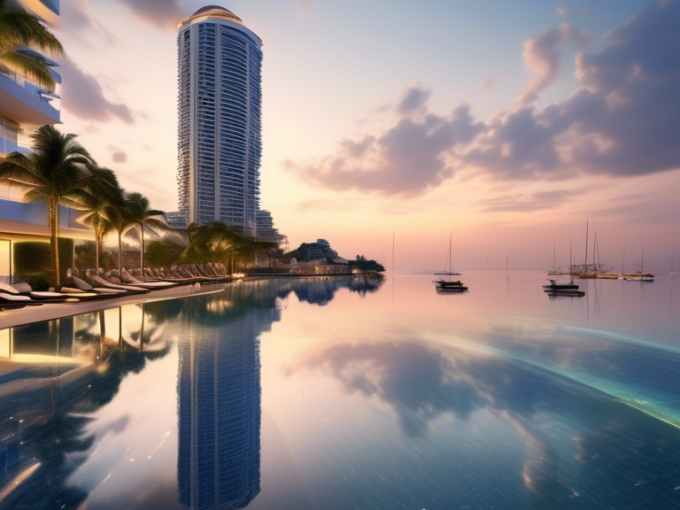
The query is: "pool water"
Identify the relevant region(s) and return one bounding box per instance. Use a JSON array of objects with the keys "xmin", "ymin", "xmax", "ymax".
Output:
[{"xmin": 1, "ymin": 272, "xmax": 679, "ymax": 509}]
